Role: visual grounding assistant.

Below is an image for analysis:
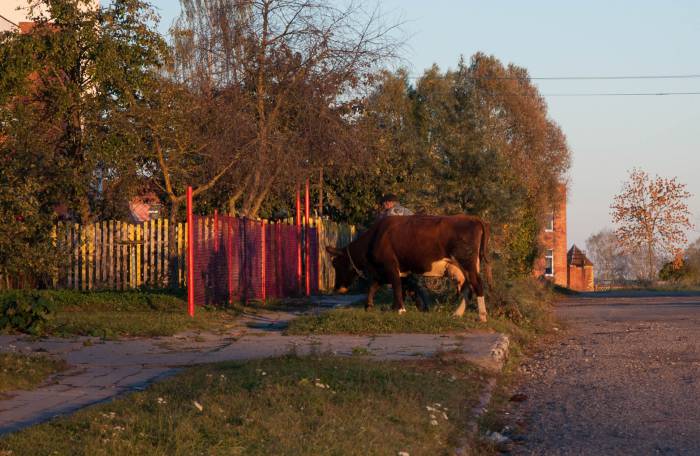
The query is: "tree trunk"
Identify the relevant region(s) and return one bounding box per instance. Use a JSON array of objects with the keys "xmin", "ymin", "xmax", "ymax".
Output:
[{"xmin": 647, "ymin": 243, "xmax": 655, "ymax": 283}]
